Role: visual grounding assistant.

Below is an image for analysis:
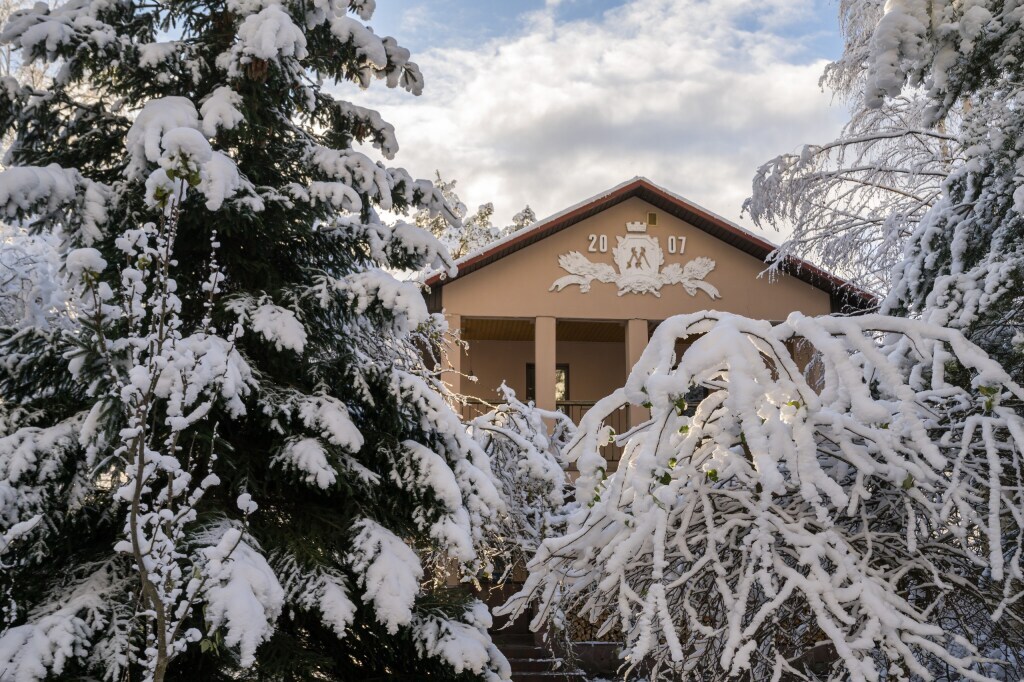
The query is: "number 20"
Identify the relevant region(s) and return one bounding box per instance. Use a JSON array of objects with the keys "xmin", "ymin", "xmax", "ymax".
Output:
[{"xmin": 587, "ymin": 234, "xmax": 608, "ymax": 253}]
